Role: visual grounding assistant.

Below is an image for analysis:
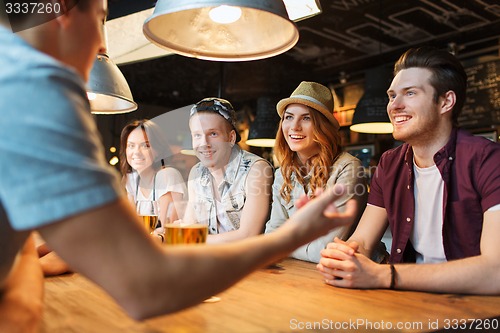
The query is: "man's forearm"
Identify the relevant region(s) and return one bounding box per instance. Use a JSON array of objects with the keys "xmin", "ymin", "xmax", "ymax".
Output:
[
  {"xmin": 0, "ymin": 235, "xmax": 44, "ymax": 333},
  {"xmin": 390, "ymin": 255, "xmax": 500, "ymax": 295}
]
